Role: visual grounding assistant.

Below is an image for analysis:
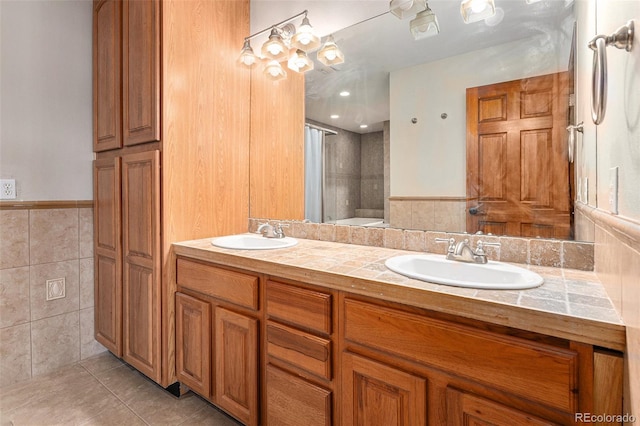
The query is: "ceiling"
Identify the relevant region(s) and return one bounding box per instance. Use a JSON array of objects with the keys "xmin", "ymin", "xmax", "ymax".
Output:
[{"xmin": 250, "ymin": 1, "xmax": 574, "ymax": 133}]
